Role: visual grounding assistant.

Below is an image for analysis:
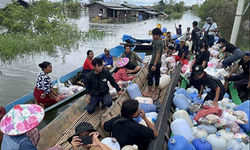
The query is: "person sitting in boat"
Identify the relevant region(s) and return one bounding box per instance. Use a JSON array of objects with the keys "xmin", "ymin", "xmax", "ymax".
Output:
[
  {"xmin": 190, "ymin": 37, "xmax": 210, "ymax": 91},
  {"xmin": 101, "ymin": 48, "xmax": 113, "ymax": 69},
  {"xmin": 85, "ymin": 58, "xmax": 123, "ymax": 114},
  {"xmin": 101, "ymin": 100, "xmax": 158, "ymax": 150},
  {"xmin": 202, "ymin": 17, "xmax": 218, "ymax": 47},
  {"xmin": 113, "ymin": 58, "xmax": 135, "ymax": 83},
  {"xmin": 142, "ymin": 28, "xmax": 164, "ymax": 97},
  {"xmin": 69, "ymin": 122, "xmax": 112, "ymax": 150},
  {"xmin": 224, "ymin": 51, "xmax": 250, "ymax": 92},
  {"xmin": 173, "ymin": 36, "xmax": 190, "ymax": 65},
  {"xmin": 175, "ymin": 24, "xmax": 182, "ymax": 36},
  {"xmin": 82, "ymin": 50, "xmax": 94, "ymax": 87},
  {"xmin": 34, "ymin": 61, "xmax": 61, "ymax": 107},
  {"xmin": 121, "ymin": 45, "xmax": 146, "ymax": 74},
  {"xmin": 164, "ymin": 32, "xmax": 175, "ymax": 46},
  {"xmin": 194, "ymin": 65, "xmax": 225, "ymax": 107},
  {"xmin": 216, "ymin": 38, "xmax": 243, "ymax": 69}
]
